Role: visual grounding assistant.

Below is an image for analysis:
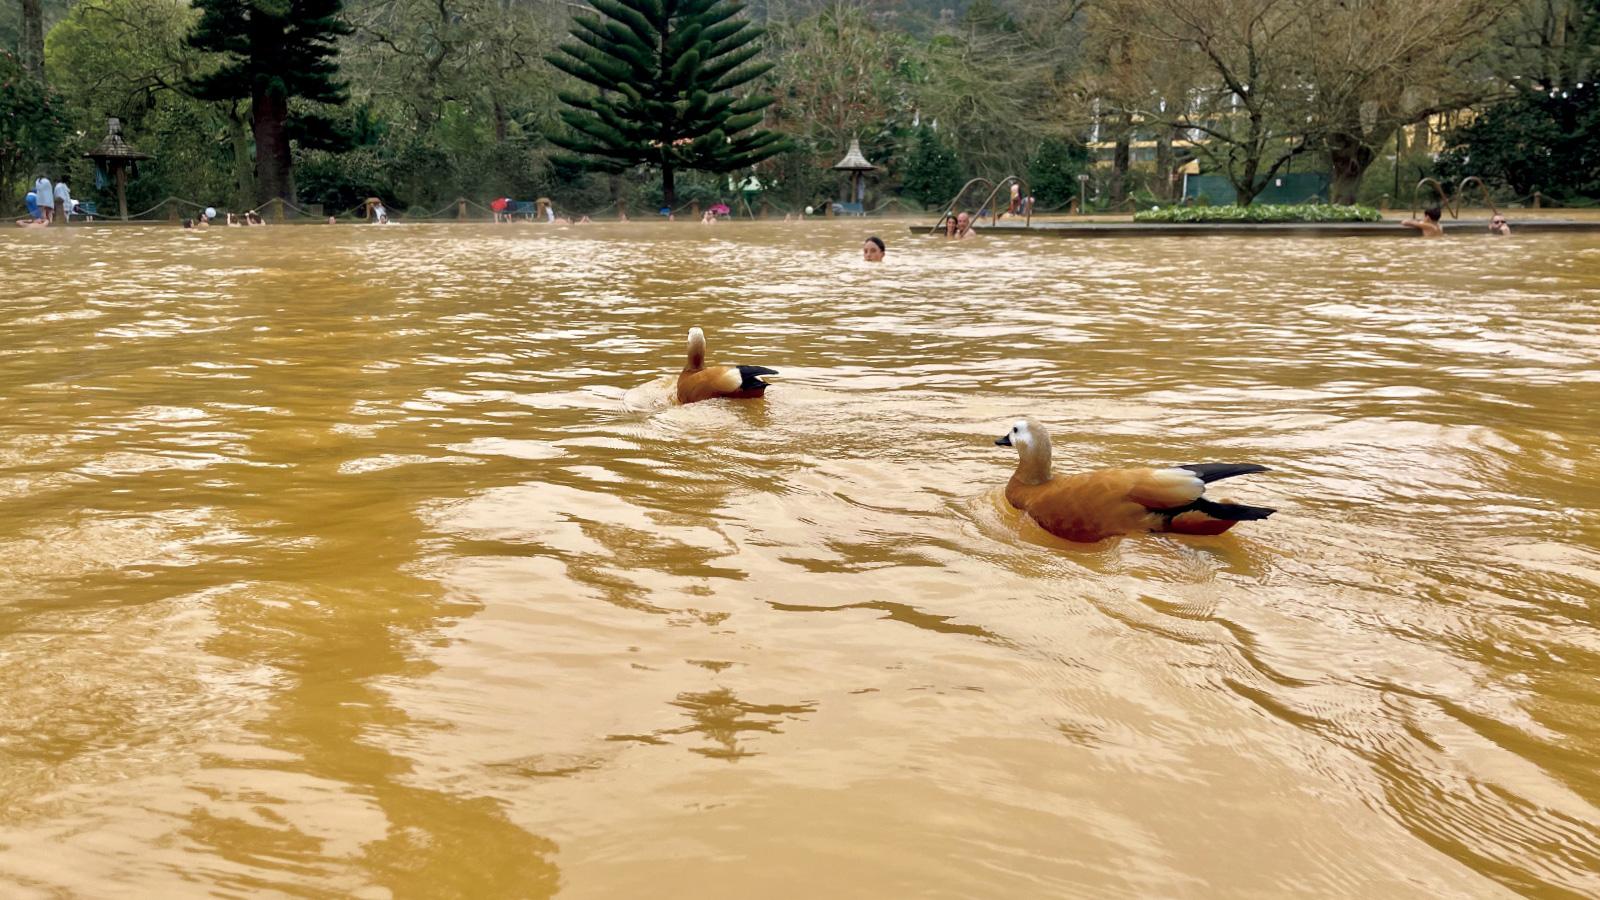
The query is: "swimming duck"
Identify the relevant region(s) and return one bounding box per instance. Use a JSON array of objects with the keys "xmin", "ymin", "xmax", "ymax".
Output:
[
  {"xmin": 994, "ymin": 418, "xmax": 1275, "ymax": 542},
  {"xmin": 676, "ymin": 327, "xmax": 777, "ymax": 405}
]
